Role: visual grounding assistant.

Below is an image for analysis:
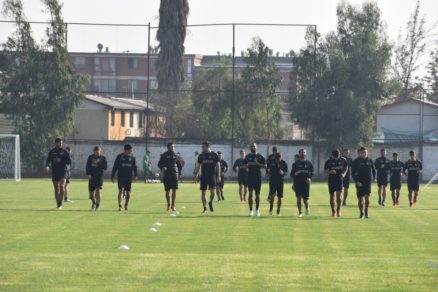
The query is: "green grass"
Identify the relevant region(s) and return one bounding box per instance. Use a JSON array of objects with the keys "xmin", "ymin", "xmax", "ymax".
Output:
[{"xmin": 0, "ymin": 179, "xmax": 437, "ymax": 291}]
